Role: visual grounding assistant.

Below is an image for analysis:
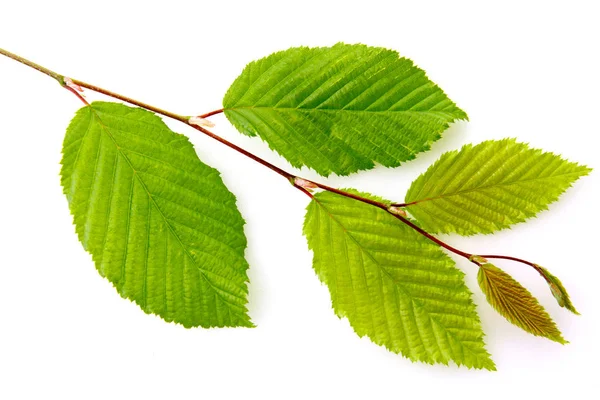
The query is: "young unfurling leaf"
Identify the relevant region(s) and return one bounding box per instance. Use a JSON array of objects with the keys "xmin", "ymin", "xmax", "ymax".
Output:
[
  {"xmin": 404, "ymin": 139, "xmax": 591, "ymax": 235},
  {"xmin": 303, "ymin": 190, "xmax": 495, "ymax": 370},
  {"xmin": 538, "ymin": 265, "xmax": 580, "ymax": 315},
  {"xmin": 477, "ymin": 263, "xmax": 566, "ymax": 343},
  {"xmin": 61, "ymin": 102, "xmax": 252, "ymax": 328},
  {"xmin": 223, "ymin": 43, "xmax": 467, "ymax": 176}
]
